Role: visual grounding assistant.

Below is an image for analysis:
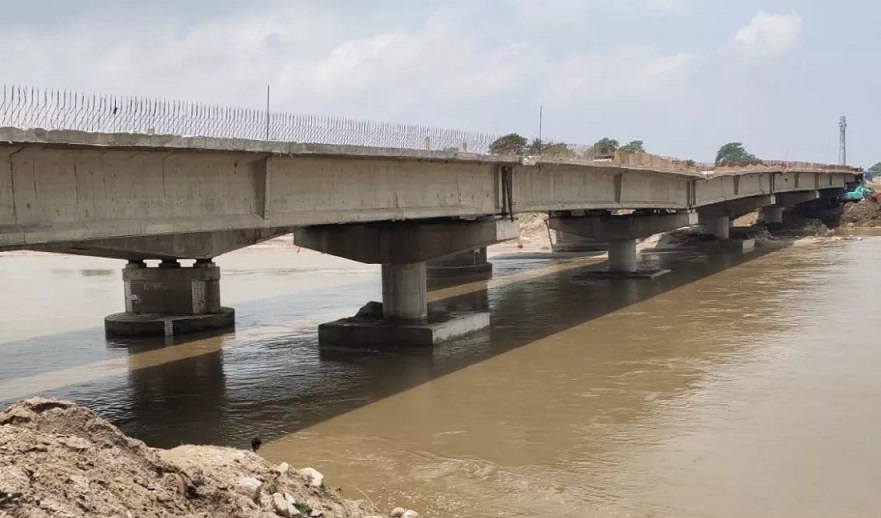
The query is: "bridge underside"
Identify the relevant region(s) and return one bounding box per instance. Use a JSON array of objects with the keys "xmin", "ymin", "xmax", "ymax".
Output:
[{"xmin": 0, "ymin": 129, "xmax": 859, "ymax": 344}]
